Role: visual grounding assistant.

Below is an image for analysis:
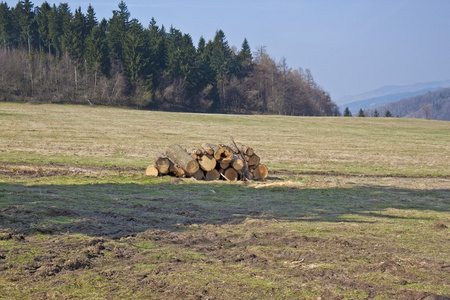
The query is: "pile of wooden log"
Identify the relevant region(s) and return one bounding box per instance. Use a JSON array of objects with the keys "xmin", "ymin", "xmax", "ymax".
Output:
[{"xmin": 145, "ymin": 142, "xmax": 268, "ymax": 181}]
